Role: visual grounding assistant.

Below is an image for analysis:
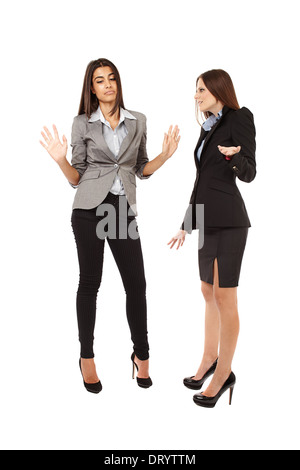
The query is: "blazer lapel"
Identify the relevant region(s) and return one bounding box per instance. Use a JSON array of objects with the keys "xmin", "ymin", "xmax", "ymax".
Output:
[
  {"xmin": 196, "ymin": 105, "xmax": 234, "ymax": 168},
  {"xmin": 200, "ymin": 105, "xmax": 232, "ymax": 156},
  {"xmin": 90, "ymin": 120, "xmax": 116, "ymax": 162},
  {"xmin": 117, "ymin": 118, "xmax": 137, "ymax": 161},
  {"xmin": 194, "ymin": 126, "xmax": 209, "ymax": 168}
]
